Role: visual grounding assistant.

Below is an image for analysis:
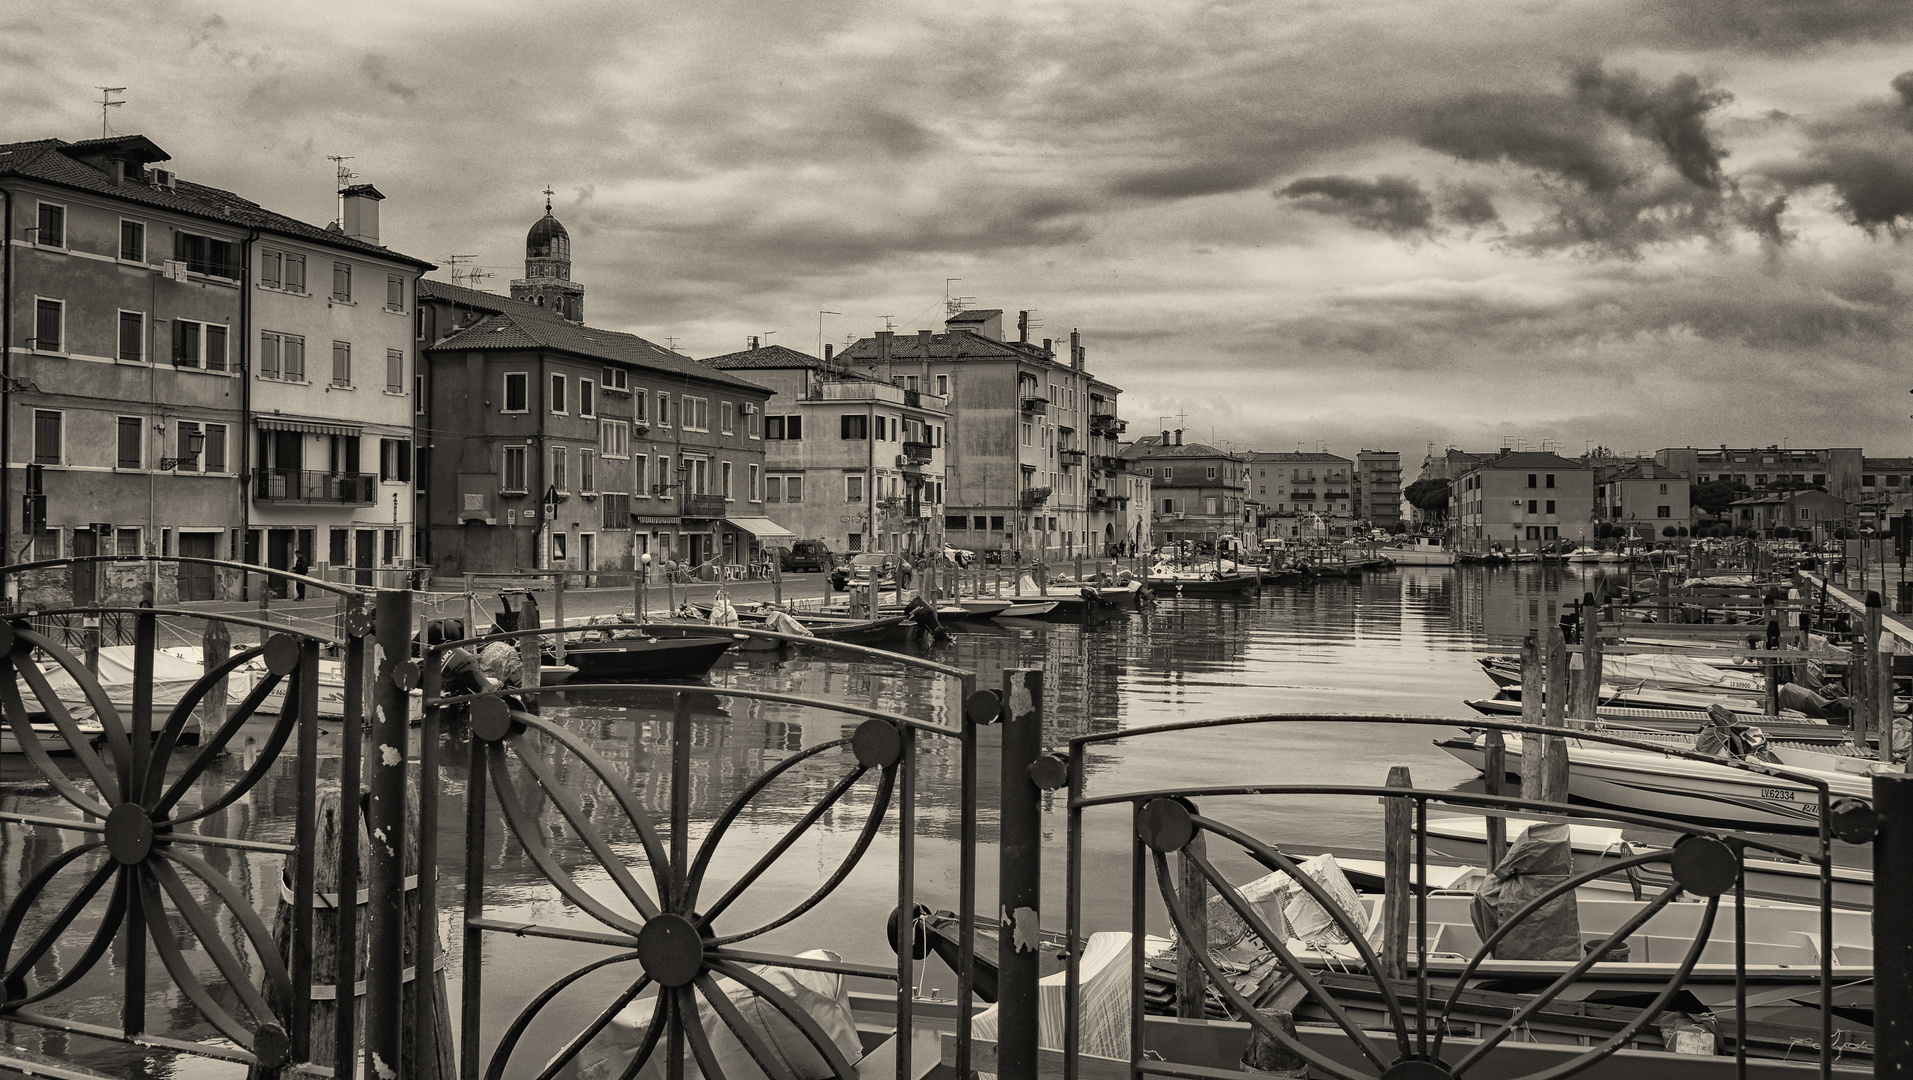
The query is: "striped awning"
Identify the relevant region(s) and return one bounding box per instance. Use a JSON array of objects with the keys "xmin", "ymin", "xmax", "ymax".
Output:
[
  {"xmin": 725, "ymin": 517, "xmax": 797, "ymax": 544},
  {"xmin": 257, "ymin": 417, "xmax": 363, "ymax": 437},
  {"xmin": 632, "ymin": 515, "xmax": 681, "ymax": 526}
]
